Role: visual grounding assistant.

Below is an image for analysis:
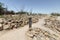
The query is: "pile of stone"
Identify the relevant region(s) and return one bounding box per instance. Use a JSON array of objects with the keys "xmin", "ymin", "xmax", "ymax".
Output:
[
  {"xmin": 26, "ymin": 28, "xmax": 60, "ymax": 40},
  {"xmin": 0, "ymin": 15, "xmax": 39, "ymax": 31},
  {"xmin": 44, "ymin": 16, "xmax": 60, "ymax": 34},
  {"xmin": 32, "ymin": 17, "xmax": 38, "ymax": 23},
  {"xmin": 0, "ymin": 18, "xmax": 25, "ymax": 31}
]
